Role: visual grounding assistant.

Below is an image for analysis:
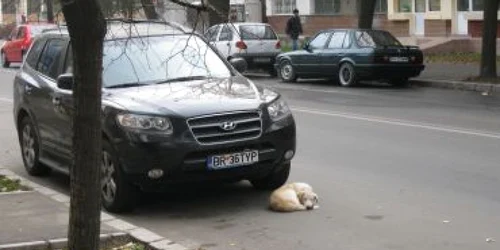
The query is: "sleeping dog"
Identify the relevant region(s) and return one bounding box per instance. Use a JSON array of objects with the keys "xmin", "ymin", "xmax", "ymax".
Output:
[{"xmin": 269, "ymin": 182, "xmax": 319, "ymax": 212}]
